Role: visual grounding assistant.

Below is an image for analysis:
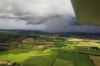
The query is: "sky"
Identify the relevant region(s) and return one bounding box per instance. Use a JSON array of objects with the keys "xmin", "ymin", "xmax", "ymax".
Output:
[{"xmin": 0, "ymin": 0, "xmax": 100, "ymax": 33}]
